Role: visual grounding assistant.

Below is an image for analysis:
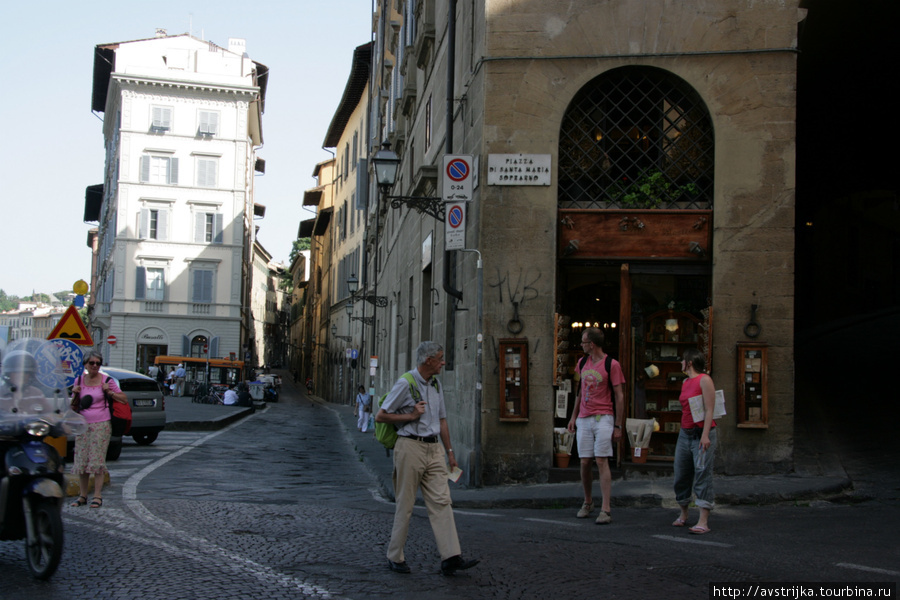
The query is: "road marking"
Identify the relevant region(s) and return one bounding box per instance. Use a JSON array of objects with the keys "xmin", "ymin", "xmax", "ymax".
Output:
[
  {"xmin": 652, "ymin": 534, "xmax": 733, "ymax": 548},
  {"xmin": 836, "ymin": 562, "xmax": 900, "ymax": 576},
  {"xmin": 118, "ymin": 409, "xmax": 345, "ymax": 599},
  {"xmin": 523, "ymin": 518, "xmax": 582, "ymax": 527}
]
